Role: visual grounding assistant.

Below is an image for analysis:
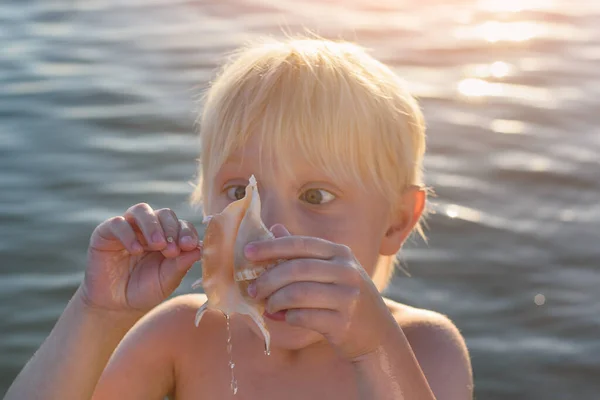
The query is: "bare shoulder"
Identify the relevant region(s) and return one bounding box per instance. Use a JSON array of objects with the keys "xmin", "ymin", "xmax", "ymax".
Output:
[
  {"xmin": 144, "ymin": 292, "xmax": 208, "ymax": 330},
  {"xmin": 383, "ymin": 298, "xmax": 465, "ymax": 340},
  {"xmin": 384, "ymin": 298, "xmax": 474, "ymax": 400},
  {"xmin": 121, "ymin": 293, "xmax": 208, "ymax": 342},
  {"xmin": 93, "ymin": 294, "xmax": 215, "ymax": 399},
  {"xmin": 132, "ymin": 293, "xmax": 224, "ymax": 354}
]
